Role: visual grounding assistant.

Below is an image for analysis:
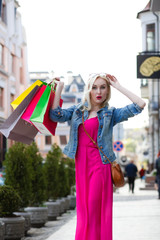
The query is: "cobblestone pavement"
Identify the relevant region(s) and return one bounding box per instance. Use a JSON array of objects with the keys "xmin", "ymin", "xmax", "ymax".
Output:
[
  {"xmin": 24, "ymin": 179, "xmax": 160, "ymax": 240},
  {"xmin": 23, "ymin": 210, "xmax": 76, "ymax": 240}
]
